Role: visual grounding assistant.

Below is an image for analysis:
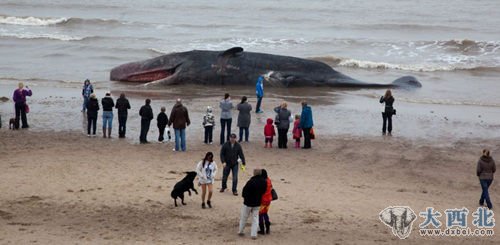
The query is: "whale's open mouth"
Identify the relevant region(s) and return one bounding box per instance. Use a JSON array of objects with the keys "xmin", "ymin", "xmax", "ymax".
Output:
[
  {"xmin": 110, "ymin": 63, "xmax": 180, "ymax": 83},
  {"xmin": 126, "ymin": 68, "xmax": 174, "ymax": 82}
]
